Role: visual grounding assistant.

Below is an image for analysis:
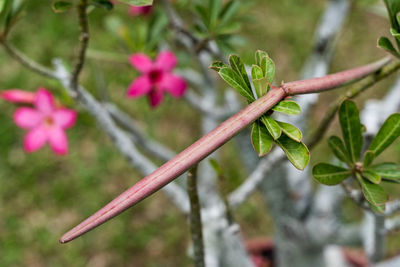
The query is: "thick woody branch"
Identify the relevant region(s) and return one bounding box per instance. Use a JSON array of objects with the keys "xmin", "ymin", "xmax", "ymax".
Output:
[{"xmin": 59, "ymin": 57, "xmax": 392, "ymax": 243}]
